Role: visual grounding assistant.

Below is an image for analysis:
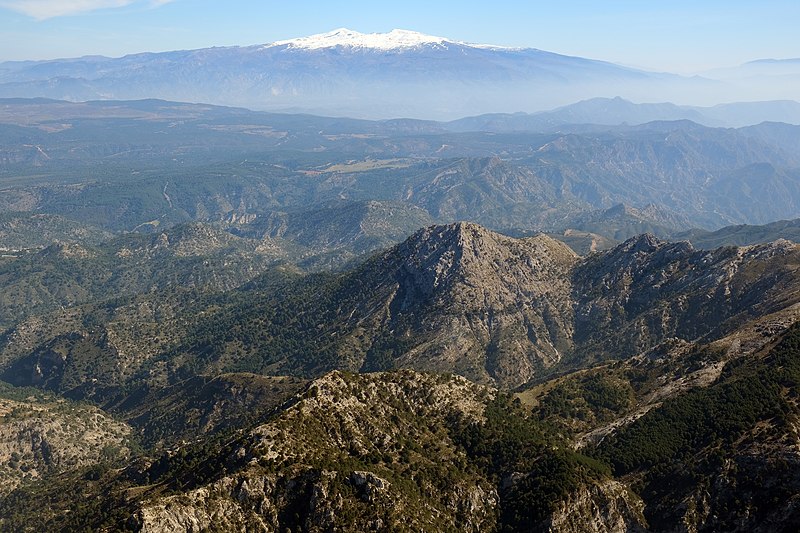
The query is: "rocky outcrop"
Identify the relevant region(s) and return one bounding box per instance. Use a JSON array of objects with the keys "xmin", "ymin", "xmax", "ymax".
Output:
[
  {"xmin": 572, "ymin": 234, "xmax": 800, "ymax": 366},
  {"xmin": 131, "ymin": 371, "xmax": 499, "ymax": 532},
  {"xmin": 134, "ymin": 467, "xmax": 497, "ymax": 533},
  {"xmin": 547, "ymin": 480, "xmax": 647, "ymax": 533}
]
